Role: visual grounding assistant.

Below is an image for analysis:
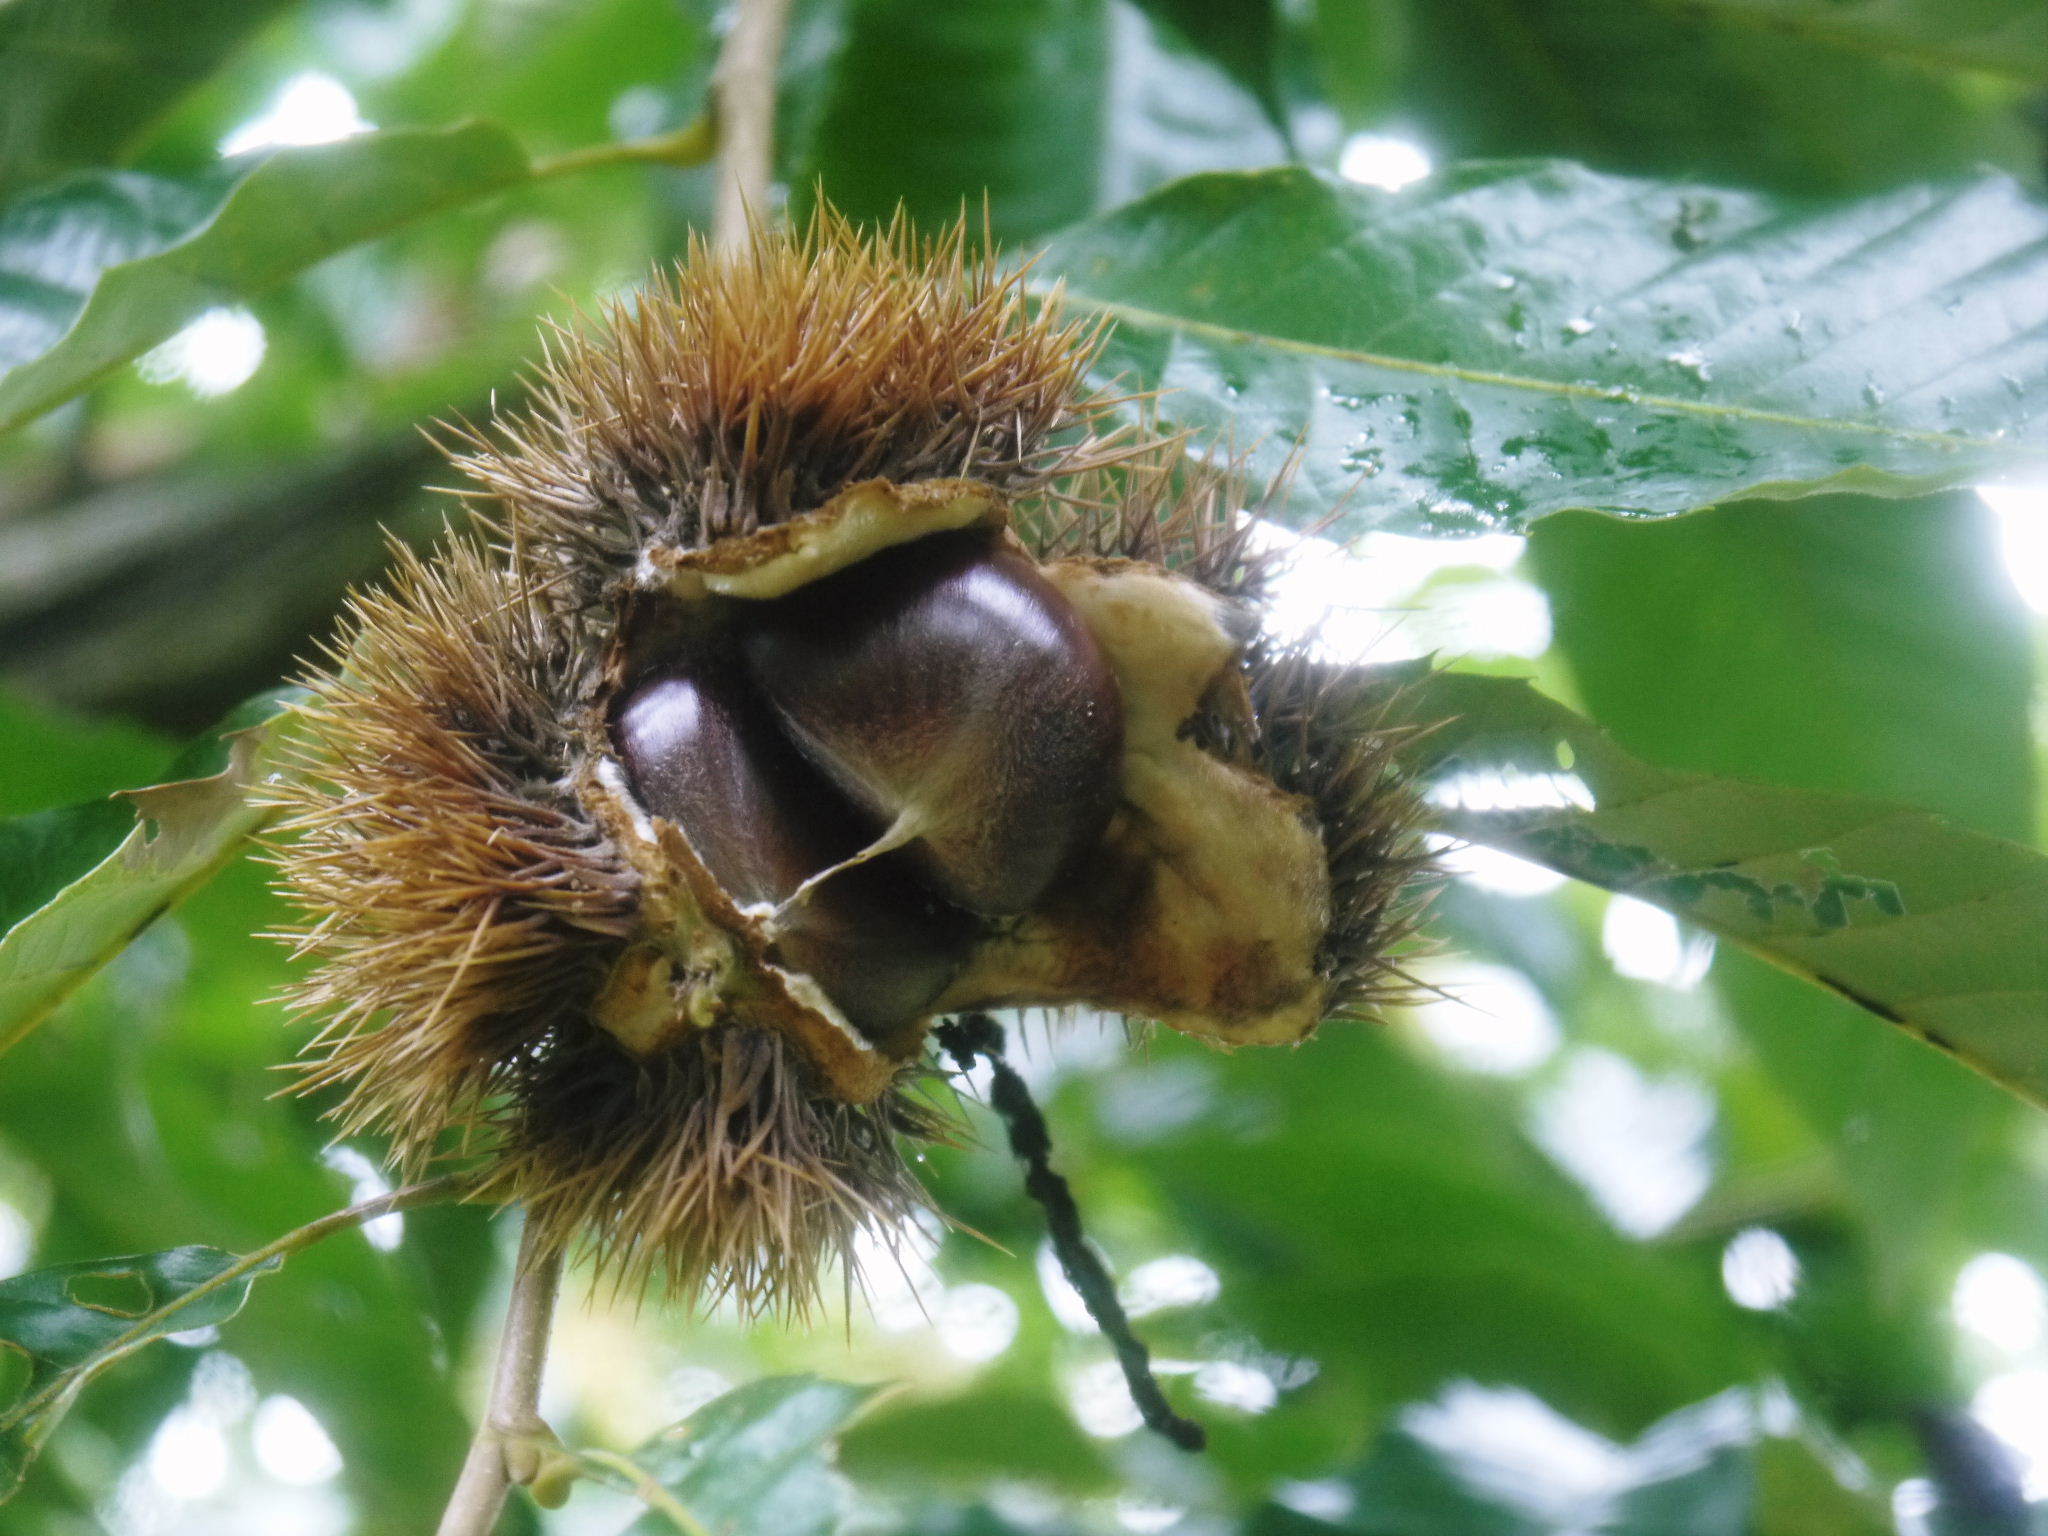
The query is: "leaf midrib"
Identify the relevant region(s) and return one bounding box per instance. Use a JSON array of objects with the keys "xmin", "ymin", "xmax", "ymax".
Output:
[{"xmin": 1054, "ymin": 287, "xmax": 2044, "ymax": 457}]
